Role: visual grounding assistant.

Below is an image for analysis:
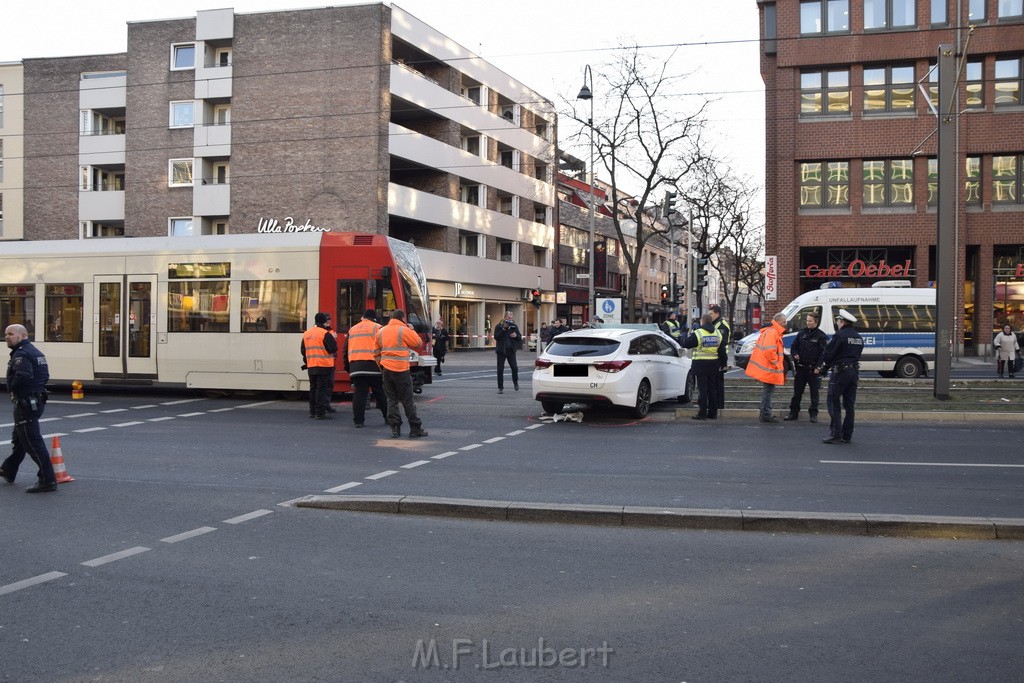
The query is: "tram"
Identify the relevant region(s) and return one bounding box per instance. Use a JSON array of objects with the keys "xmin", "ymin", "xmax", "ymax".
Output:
[{"xmin": 0, "ymin": 232, "xmax": 435, "ymax": 394}]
